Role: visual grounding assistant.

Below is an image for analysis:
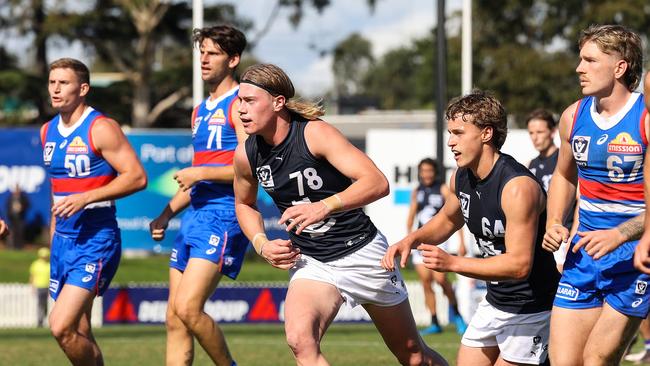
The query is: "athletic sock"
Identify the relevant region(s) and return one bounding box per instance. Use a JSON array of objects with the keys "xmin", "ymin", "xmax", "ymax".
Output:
[
  {"xmin": 431, "ymin": 314, "xmax": 439, "ymax": 326},
  {"xmin": 644, "ymin": 339, "xmax": 650, "ymax": 351},
  {"xmin": 451, "ymin": 304, "xmax": 461, "ymax": 316}
]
